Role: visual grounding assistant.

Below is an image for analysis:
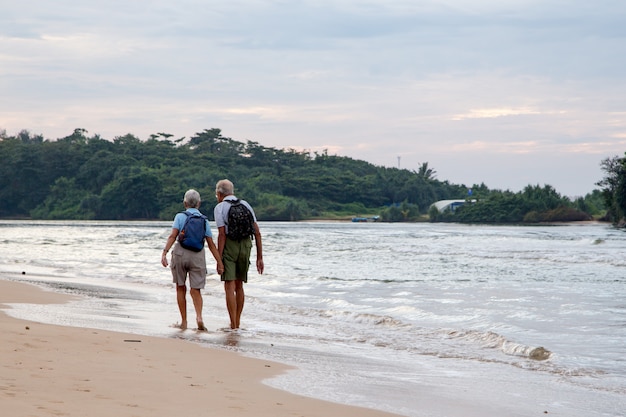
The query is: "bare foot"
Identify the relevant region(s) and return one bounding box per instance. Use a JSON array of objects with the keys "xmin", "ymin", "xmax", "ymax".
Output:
[
  {"xmin": 178, "ymin": 320, "xmax": 187, "ymax": 330},
  {"xmin": 197, "ymin": 321, "xmax": 207, "ymax": 331}
]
